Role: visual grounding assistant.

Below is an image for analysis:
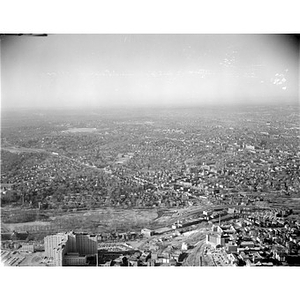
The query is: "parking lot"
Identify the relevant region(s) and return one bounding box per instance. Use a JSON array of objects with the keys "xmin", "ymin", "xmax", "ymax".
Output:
[{"xmin": 1, "ymin": 250, "xmax": 47, "ymax": 267}]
